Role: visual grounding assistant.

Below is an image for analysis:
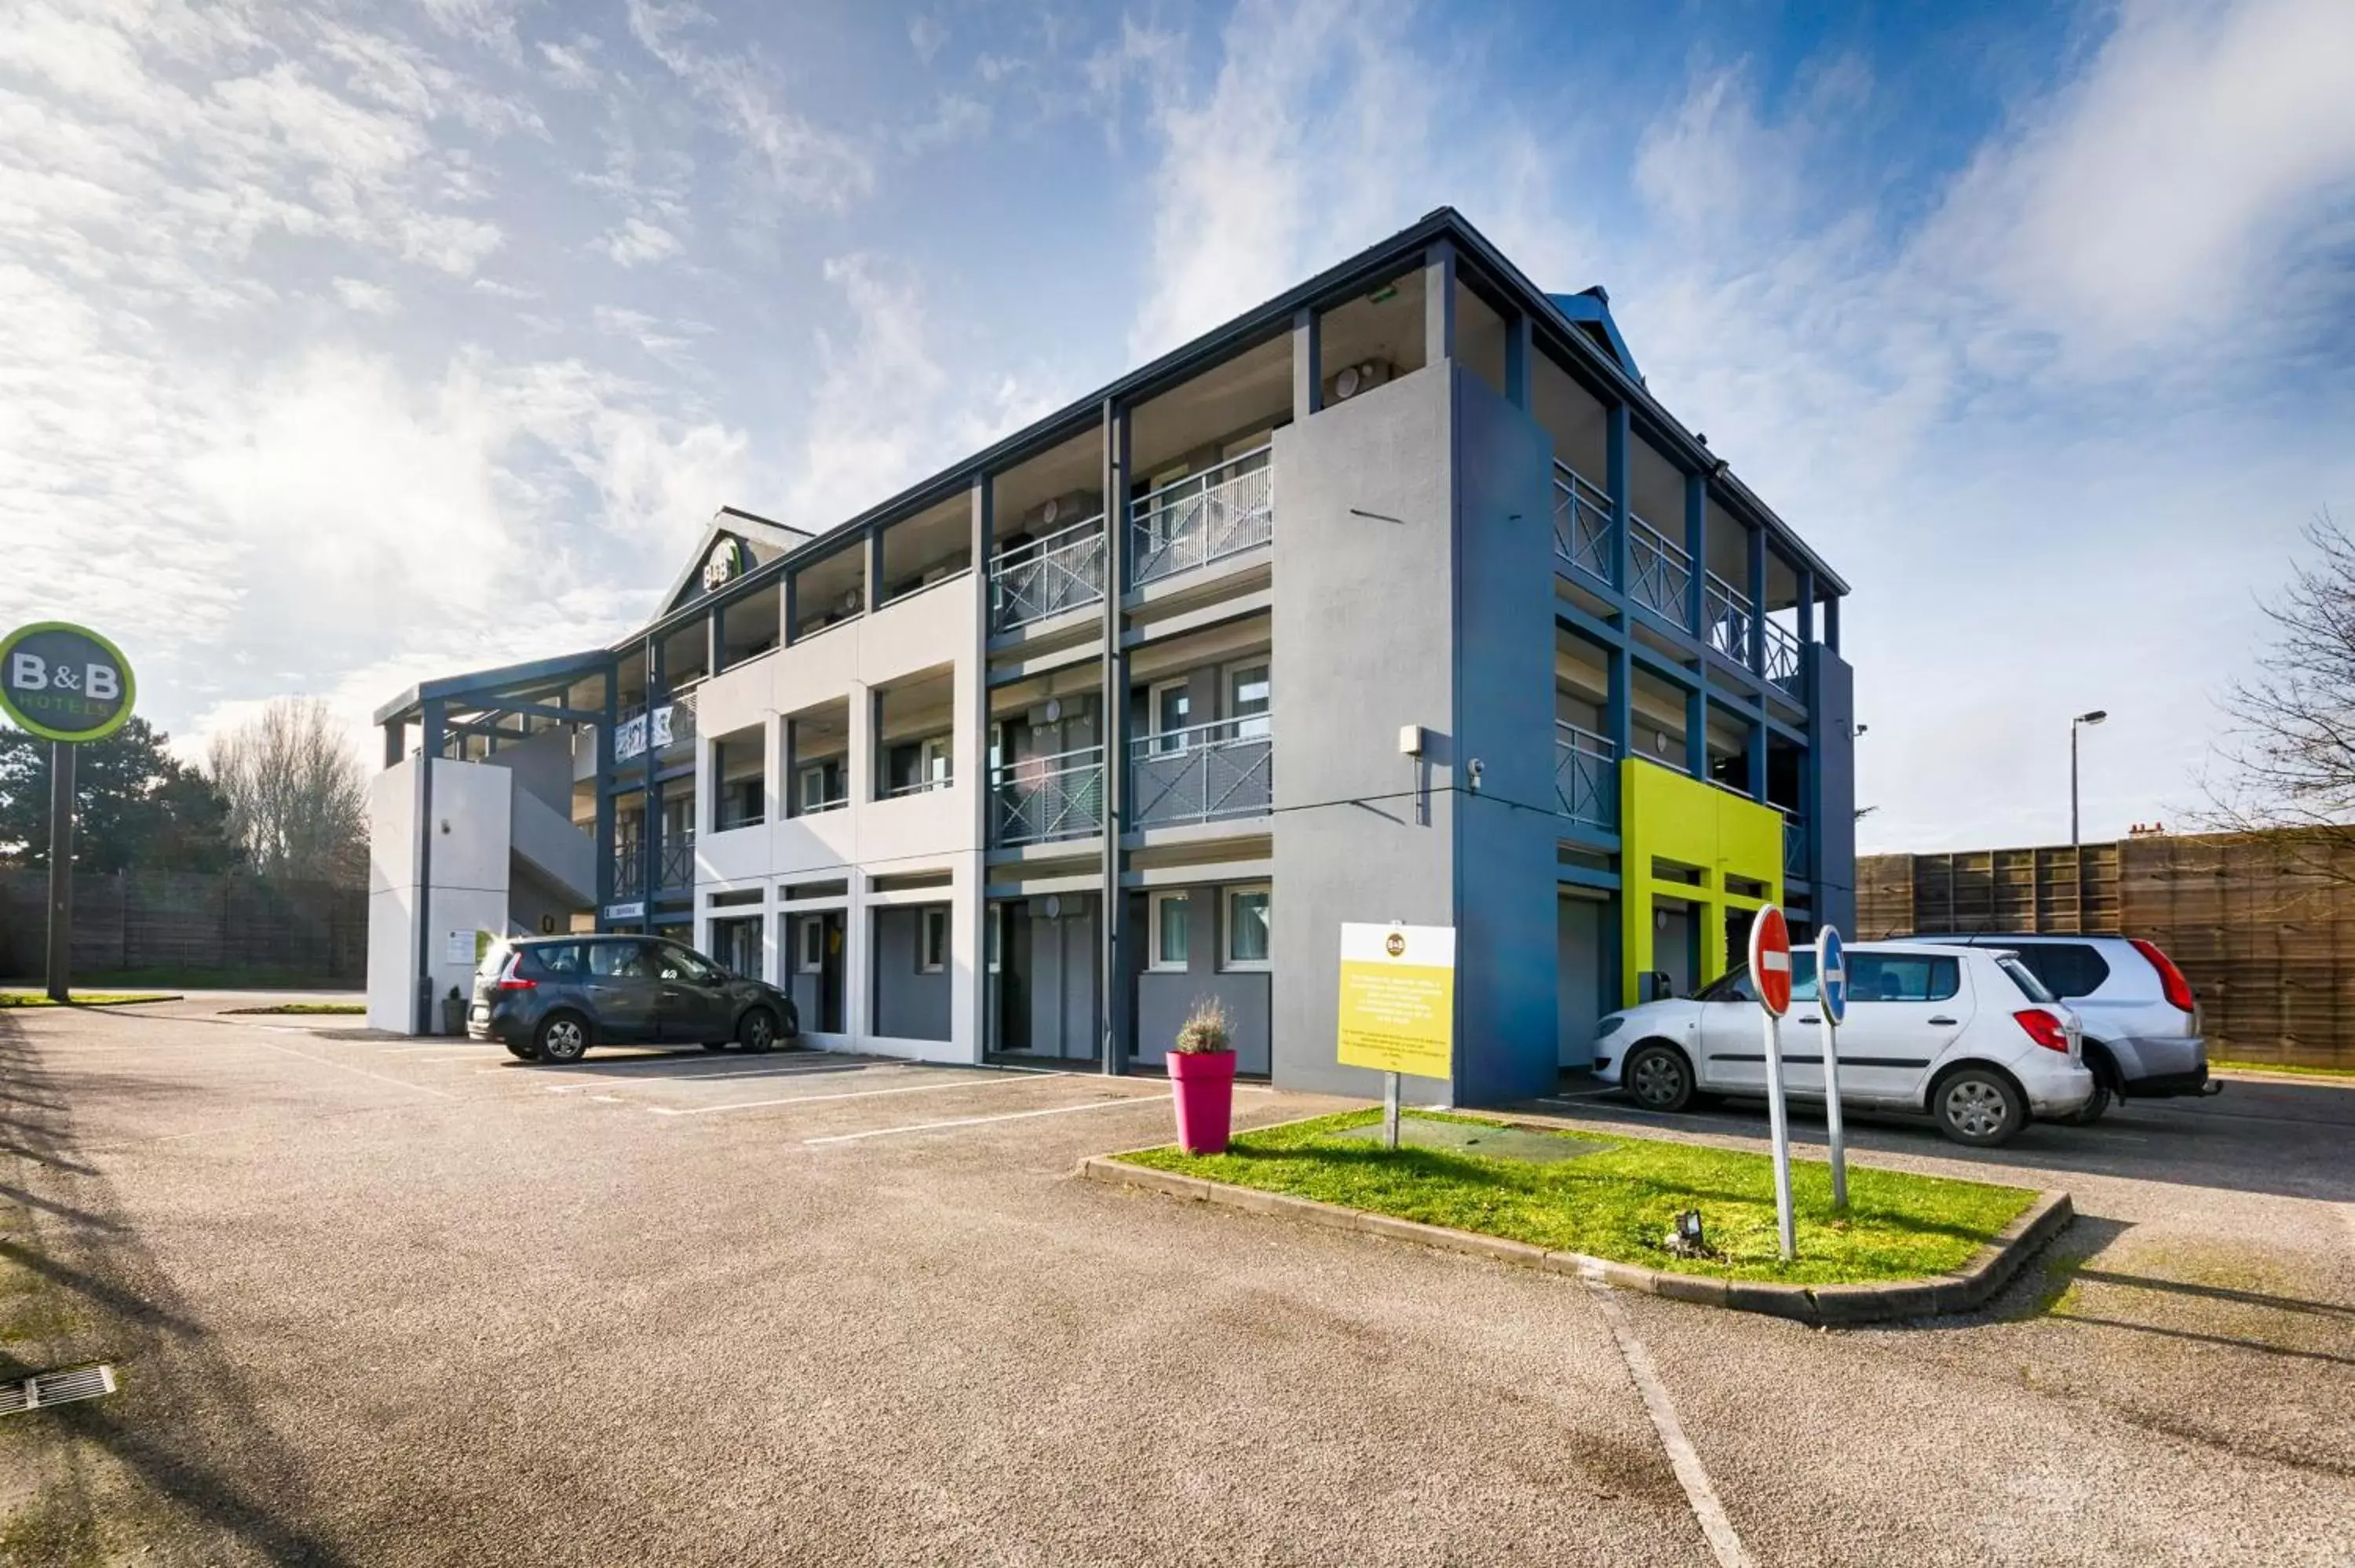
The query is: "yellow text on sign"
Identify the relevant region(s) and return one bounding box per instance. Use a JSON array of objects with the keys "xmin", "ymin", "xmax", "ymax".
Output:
[{"xmin": 1337, "ymin": 922, "xmax": 1455, "ymax": 1080}]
